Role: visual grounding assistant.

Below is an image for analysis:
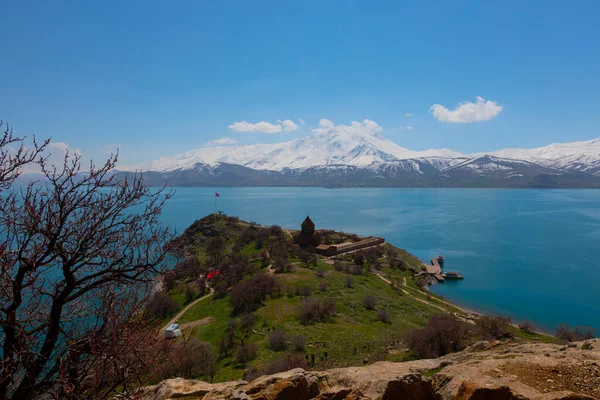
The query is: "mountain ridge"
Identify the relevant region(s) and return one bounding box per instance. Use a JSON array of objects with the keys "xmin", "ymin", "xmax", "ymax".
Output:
[{"xmin": 116, "ymin": 129, "xmax": 600, "ymax": 187}]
